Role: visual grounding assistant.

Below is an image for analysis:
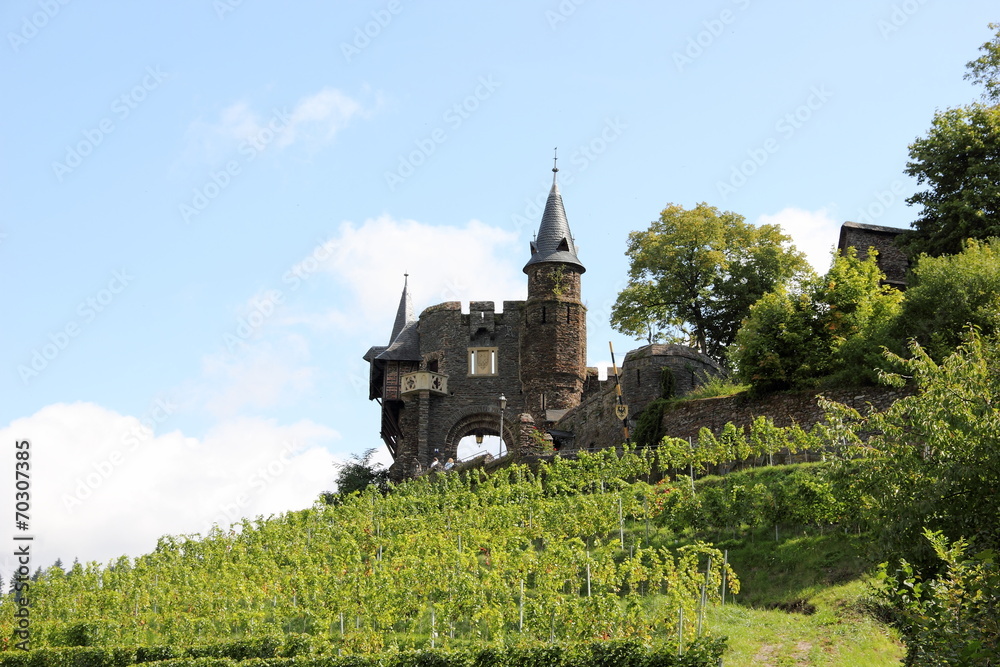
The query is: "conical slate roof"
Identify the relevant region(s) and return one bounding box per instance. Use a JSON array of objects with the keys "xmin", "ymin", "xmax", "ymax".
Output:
[
  {"xmin": 376, "ymin": 275, "xmax": 421, "ymax": 361},
  {"xmin": 388, "ymin": 274, "xmax": 414, "ymax": 345},
  {"xmin": 523, "ymin": 168, "xmax": 585, "ymax": 274}
]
